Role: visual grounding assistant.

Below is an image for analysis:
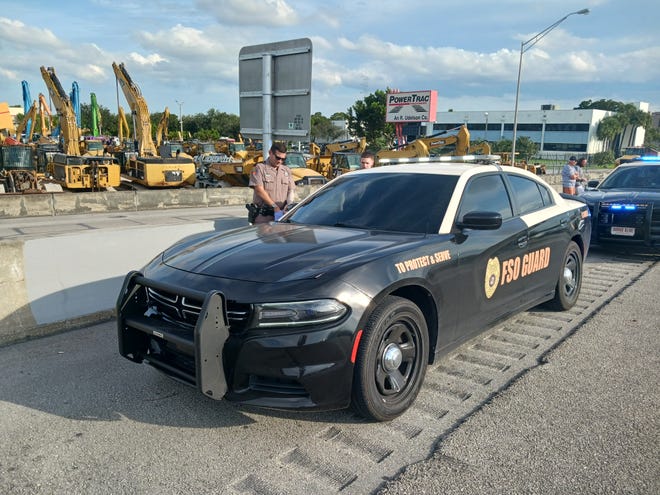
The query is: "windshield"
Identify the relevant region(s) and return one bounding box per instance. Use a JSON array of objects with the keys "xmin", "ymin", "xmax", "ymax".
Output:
[
  {"xmin": 345, "ymin": 154, "xmax": 361, "ymax": 170},
  {"xmin": 286, "ymin": 153, "xmax": 307, "ymax": 169},
  {"xmin": 599, "ymin": 165, "xmax": 660, "ymax": 190},
  {"xmin": 285, "ymin": 172, "xmax": 458, "ymax": 233}
]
